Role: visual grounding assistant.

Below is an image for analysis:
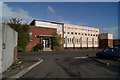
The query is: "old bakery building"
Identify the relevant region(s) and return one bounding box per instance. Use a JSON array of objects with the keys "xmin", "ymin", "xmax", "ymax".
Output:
[{"xmin": 26, "ymin": 19, "xmax": 113, "ymax": 52}]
